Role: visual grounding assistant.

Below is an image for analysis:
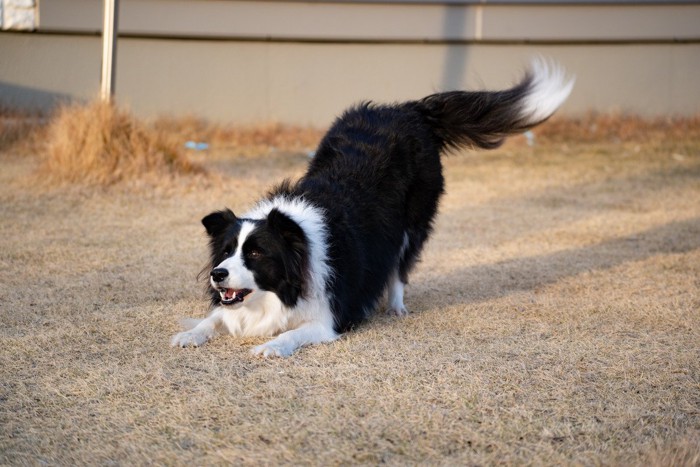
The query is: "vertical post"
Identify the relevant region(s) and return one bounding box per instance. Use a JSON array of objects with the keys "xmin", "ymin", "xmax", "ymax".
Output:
[{"xmin": 100, "ymin": 0, "xmax": 119, "ymax": 102}]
